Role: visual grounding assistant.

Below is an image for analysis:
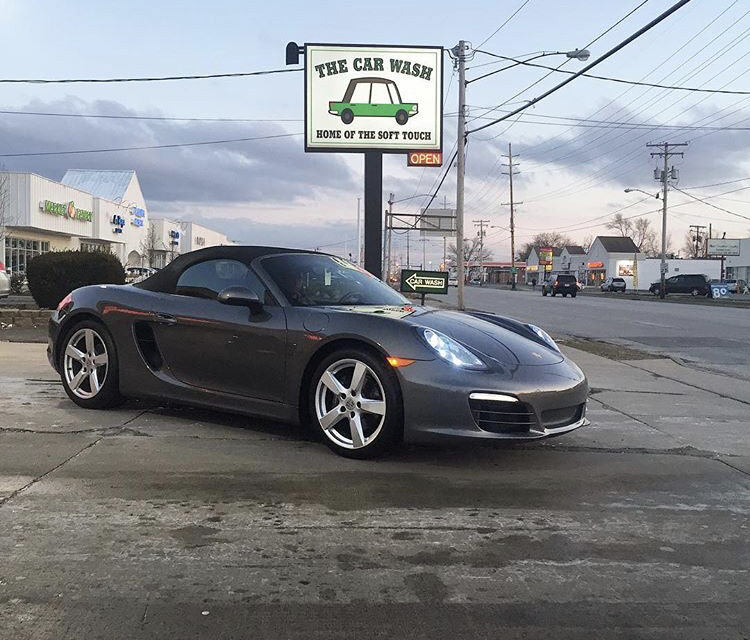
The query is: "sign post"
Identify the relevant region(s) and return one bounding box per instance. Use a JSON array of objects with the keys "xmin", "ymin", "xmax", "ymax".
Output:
[
  {"xmin": 295, "ymin": 42, "xmax": 443, "ymax": 279},
  {"xmin": 400, "ymin": 268, "xmax": 448, "ymax": 305}
]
